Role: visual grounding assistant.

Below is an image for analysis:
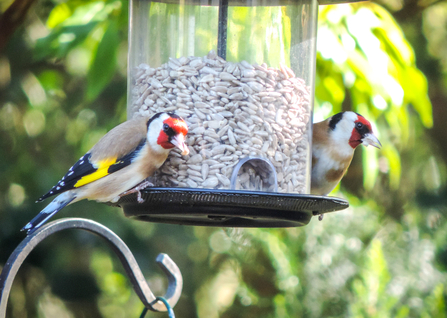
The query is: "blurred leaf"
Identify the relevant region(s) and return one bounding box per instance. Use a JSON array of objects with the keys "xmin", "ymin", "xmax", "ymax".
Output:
[
  {"xmin": 58, "ymin": 1, "xmax": 108, "ymax": 27},
  {"xmin": 384, "ymin": 145, "xmax": 401, "ymax": 190},
  {"xmin": 86, "ymin": 21, "xmax": 118, "ymax": 102},
  {"xmin": 422, "ymin": 283, "xmax": 447, "ymax": 318},
  {"xmin": 395, "ymin": 306, "xmax": 410, "ymax": 318},
  {"xmin": 46, "ymin": 2, "xmax": 73, "ymax": 29},
  {"xmin": 34, "ymin": 22, "xmax": 99, "ymax": 60},
  {"xmin": 406, "ymin": 68, "xmax": 433, "ymax": 128},
  {"xmin": 362, "ymin": 145, "xmax": 380, "ymax": 191},
  {"xmin": 323, "ymin": 75, "xmax": 345, "ymax": 105},
  {"xmin": 372, "ymin": 5, "xmax": 414, "ymax": 66},
  {"xmin": 349, "ymin": 239, "xmax": 401, "ymax": 317},
  {"xmin": 35, "ymin": 1, "xmax": 121, "ymax": 61}
]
